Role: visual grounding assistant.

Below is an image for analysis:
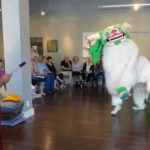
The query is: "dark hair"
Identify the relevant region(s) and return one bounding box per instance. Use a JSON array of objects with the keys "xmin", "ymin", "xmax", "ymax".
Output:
[
  {"xmin": 0, "ymin": 59, "xmax": 3, "ymax": 62},
  {"xmin": 73, "ymin": 56, "xmax": 79, "ymax": 62},
  {"xmin": 41, "ymin": 55, "xmax": 47, "ymax": 61},
  {"xmin": 47, "ymin": 56, "xmax": 52, "ymax": 61}
]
